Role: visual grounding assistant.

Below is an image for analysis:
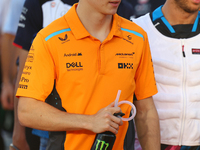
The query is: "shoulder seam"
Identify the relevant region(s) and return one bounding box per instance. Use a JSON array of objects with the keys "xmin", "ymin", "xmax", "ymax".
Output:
[
  {"xmin": 121, "ymin": 28, "xmax": 144, "ymax": 40},
  {"xmin": 45, "ymin": 28, "xmax": 71, "ymax": 41}
]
